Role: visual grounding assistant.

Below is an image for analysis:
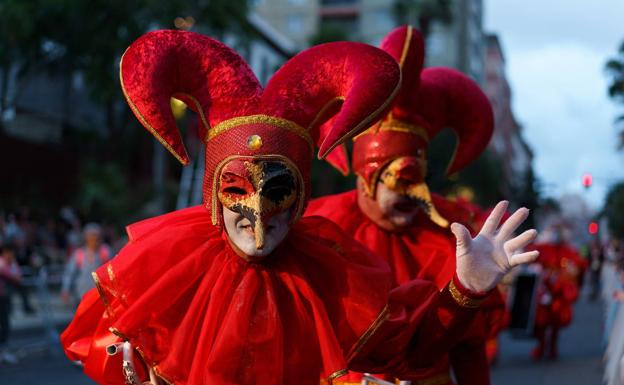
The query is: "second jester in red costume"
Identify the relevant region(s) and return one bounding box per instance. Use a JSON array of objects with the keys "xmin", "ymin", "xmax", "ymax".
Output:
[{"xmin": 307, "ymin": 25, "xmax": 515, "ymax": 384}]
